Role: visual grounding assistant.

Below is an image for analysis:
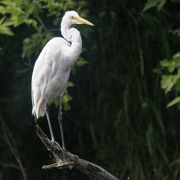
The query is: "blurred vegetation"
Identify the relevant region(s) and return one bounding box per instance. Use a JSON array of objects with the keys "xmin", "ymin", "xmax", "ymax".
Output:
[{"xmin": 1, "ymin": 0, "xmax": 180, "ymax": 179}]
